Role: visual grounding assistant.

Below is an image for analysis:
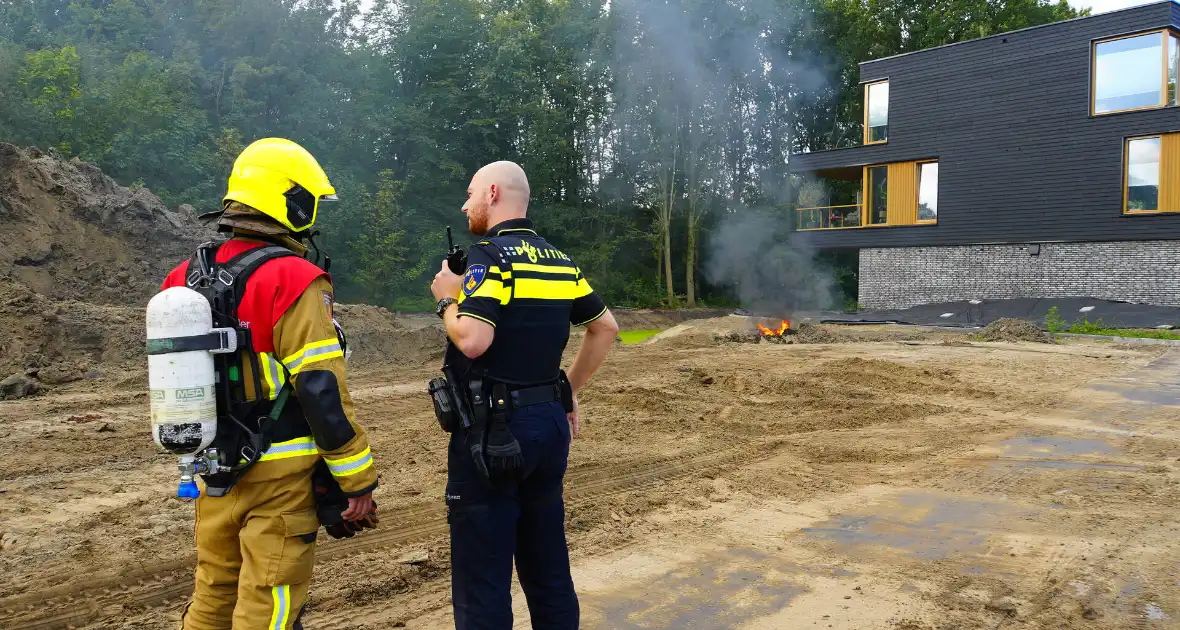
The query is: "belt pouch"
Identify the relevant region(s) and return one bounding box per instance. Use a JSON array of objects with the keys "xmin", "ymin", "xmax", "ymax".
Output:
[{"xmin": 428, "ymin": 377, "xmax": 457, "ymax": 433}]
